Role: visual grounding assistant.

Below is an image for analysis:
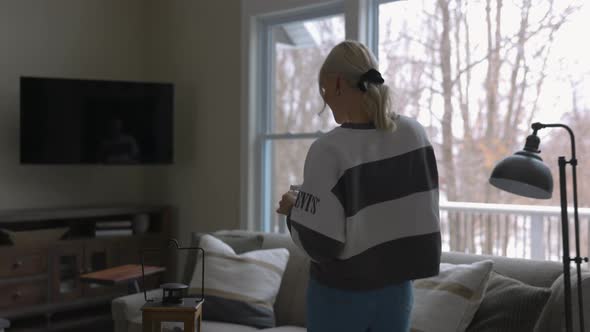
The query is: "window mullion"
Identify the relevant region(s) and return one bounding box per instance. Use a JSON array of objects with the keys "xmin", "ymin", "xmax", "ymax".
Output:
[
  {"xmin": 253, "ymin": 3, "xmax": 357, "ymax": 232},
  {"xmin": 368, "ymin": 0, "xmax": 380, "ymax": 57},
  {"xmin": 344, "ymin": 0, "xmax": 371, "ymax": 43}
]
